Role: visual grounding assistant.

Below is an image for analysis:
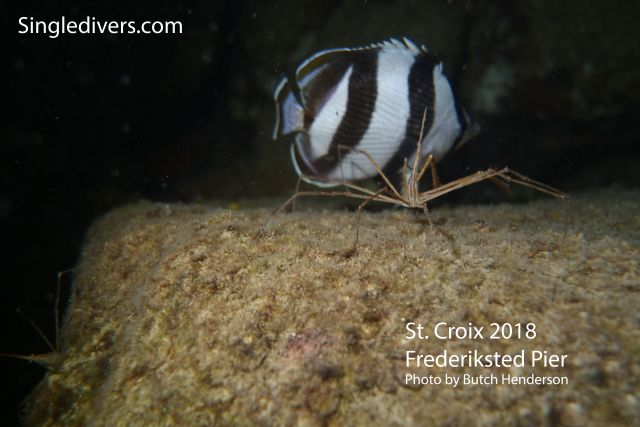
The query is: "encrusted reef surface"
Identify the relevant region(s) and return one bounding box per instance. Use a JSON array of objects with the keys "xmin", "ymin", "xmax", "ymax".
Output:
[{"xmin": 26, "ymin": 189, "xmax": 639, "ymax": 426}]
